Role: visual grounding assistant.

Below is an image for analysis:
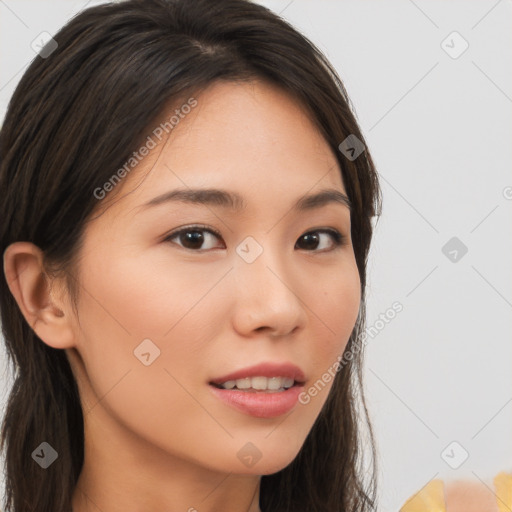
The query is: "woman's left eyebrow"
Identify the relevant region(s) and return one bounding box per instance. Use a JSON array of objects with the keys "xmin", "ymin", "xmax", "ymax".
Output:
[{"xmin": 138, "ymin": 187, "xmax": 352, "ymax": 213}]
